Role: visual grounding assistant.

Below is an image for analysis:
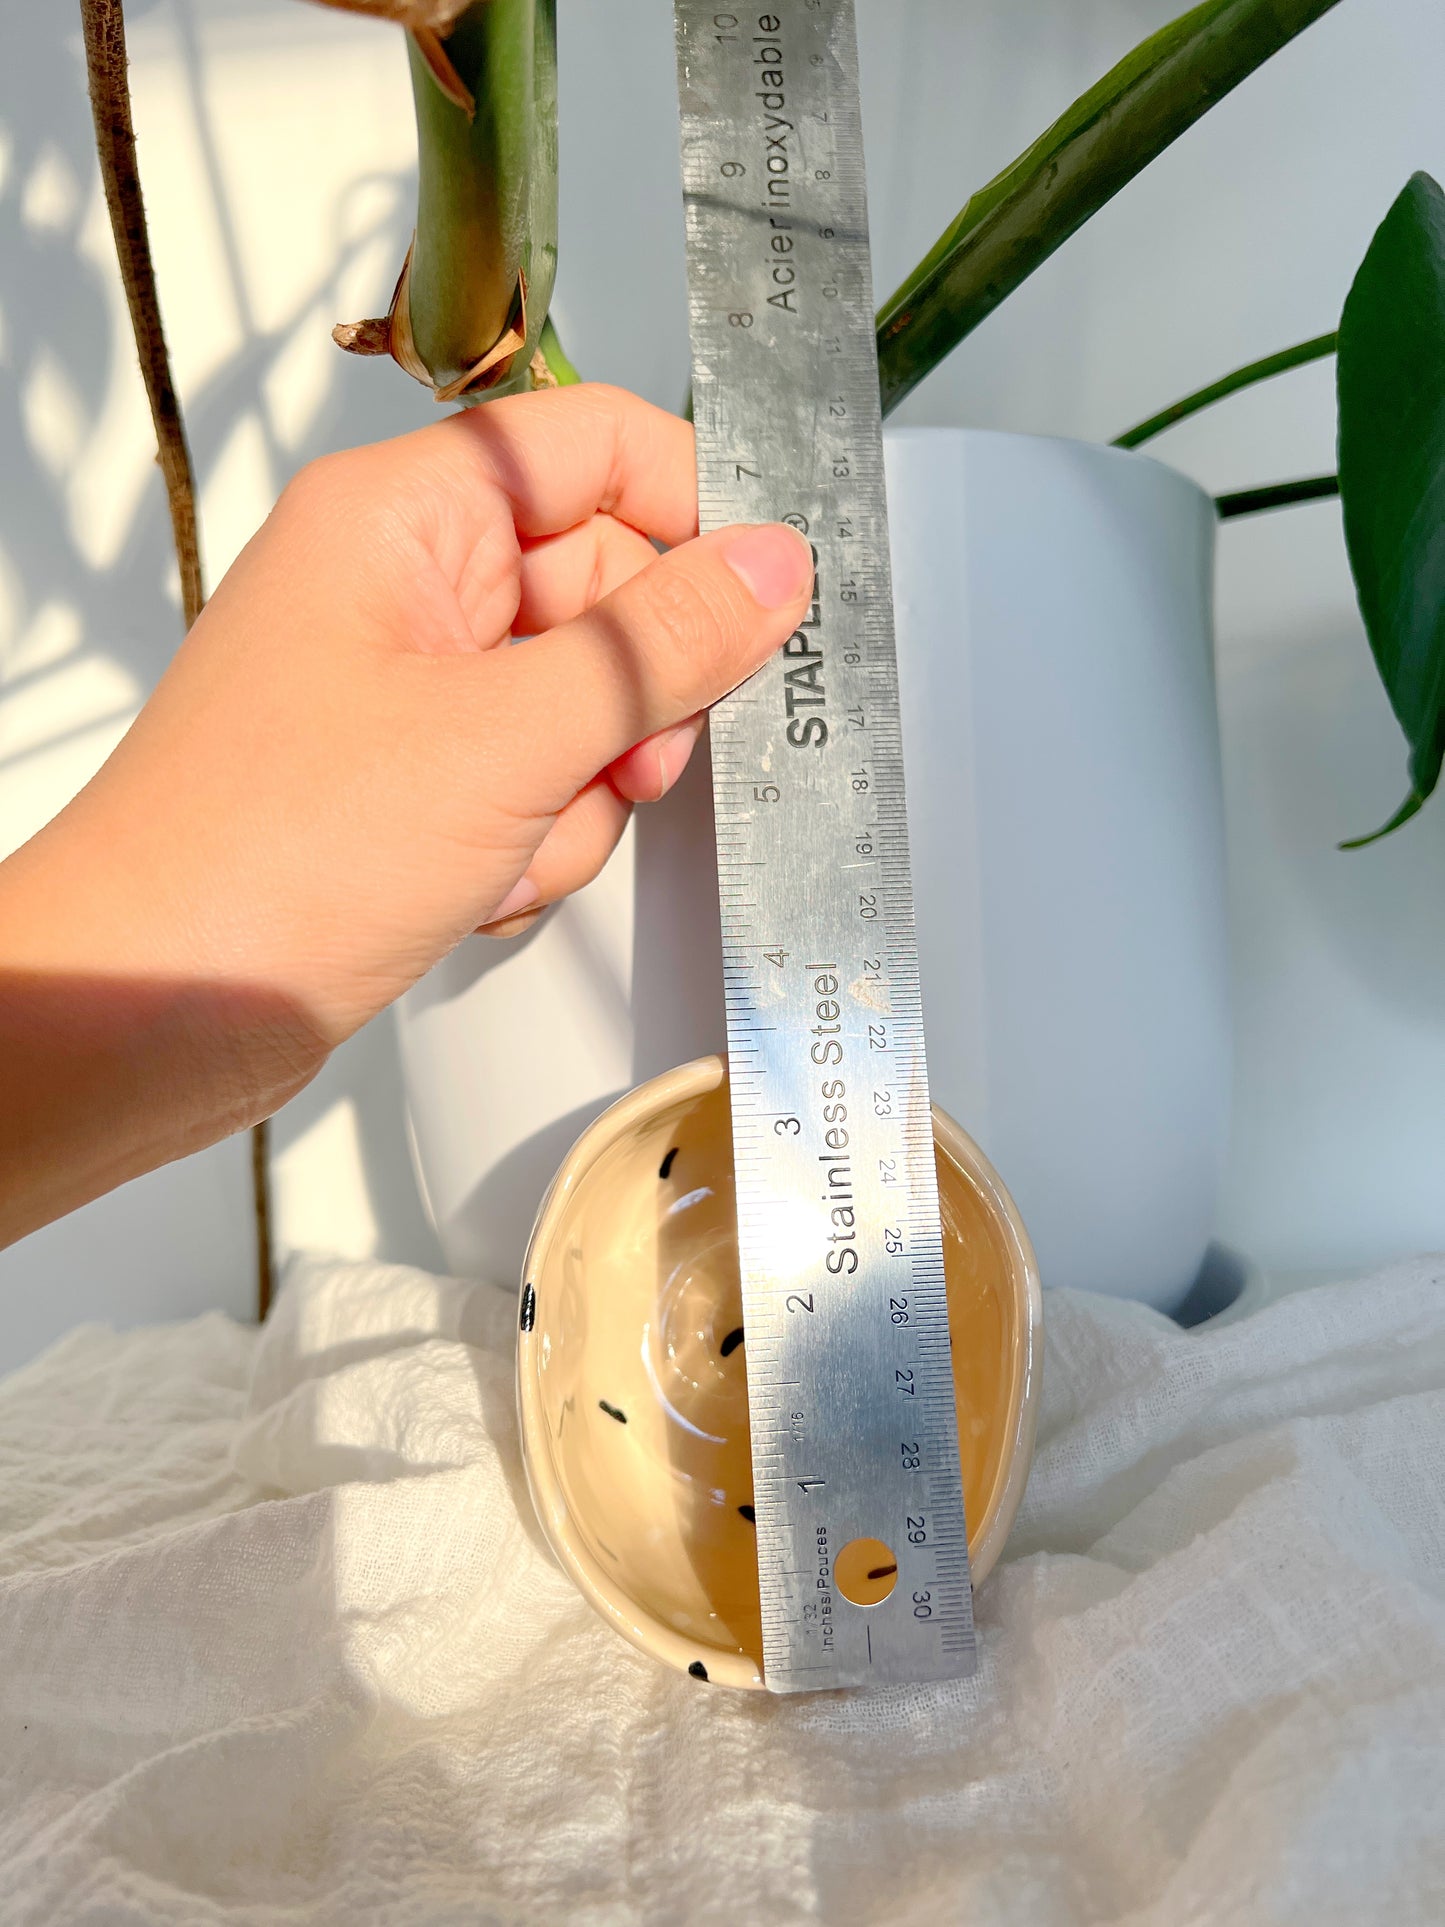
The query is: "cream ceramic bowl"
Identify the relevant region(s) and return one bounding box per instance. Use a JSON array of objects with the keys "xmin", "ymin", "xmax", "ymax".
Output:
[{"xmin": 517, "ymin": 1056, "xmax": 1042, "ymax": 1690}]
